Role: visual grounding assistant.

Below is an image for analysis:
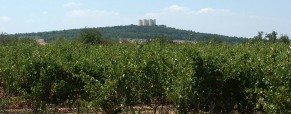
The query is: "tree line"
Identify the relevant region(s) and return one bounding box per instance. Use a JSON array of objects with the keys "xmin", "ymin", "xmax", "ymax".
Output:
[
  {"xmin": 251, "ymin": 31, "xmax": 289, "ymax": 44},
  {"xmin": 11, "ymin": 25, "xmax": 245, "ymax": 43}
]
